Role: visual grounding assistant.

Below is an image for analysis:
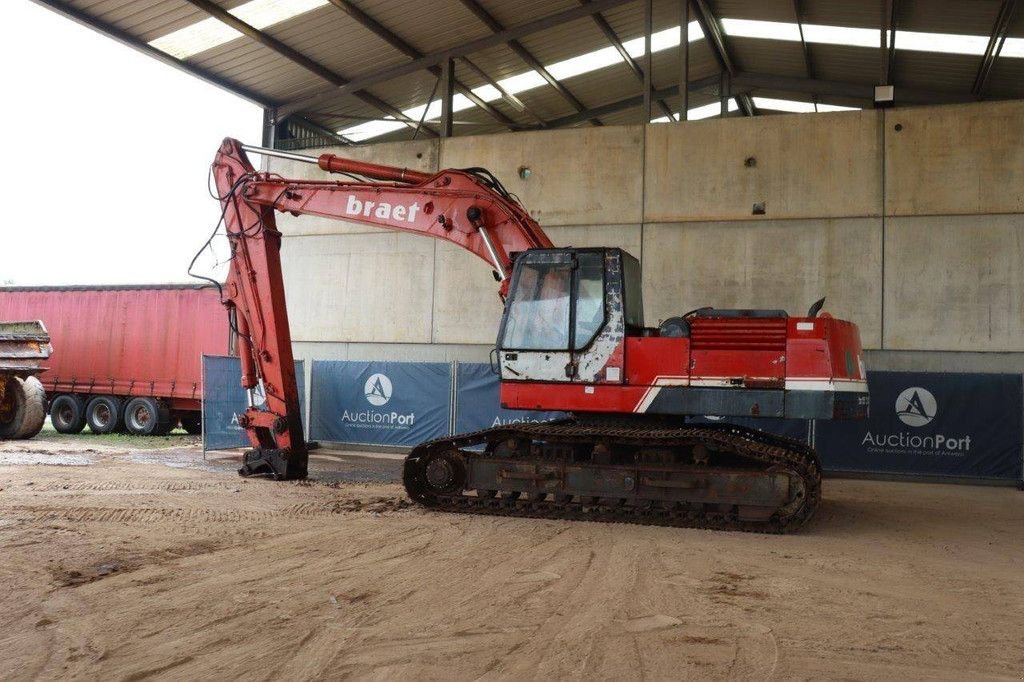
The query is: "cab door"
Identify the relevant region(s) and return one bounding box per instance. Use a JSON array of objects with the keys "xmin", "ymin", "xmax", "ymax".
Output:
[{"xmin": 497, "ymin": 250, "xmax": 625, "ymax": 385}]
